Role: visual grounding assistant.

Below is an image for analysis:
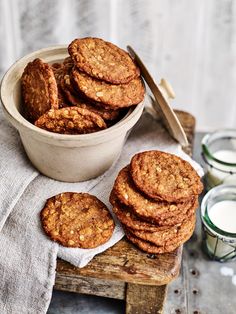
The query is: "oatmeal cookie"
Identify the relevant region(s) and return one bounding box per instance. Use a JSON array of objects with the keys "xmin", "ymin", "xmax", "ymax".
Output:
[
  {"xmin": 113, "ymin": 166, "xmax": 197, "ymax": 222},
  {"xmin": 110, "ymin": 189, "xmax": 197, "ymax": 228},
  {"xmin": 73, "ymin": 101, "xmax": 120, "ymax": 121},
  {"xmin": 51, "ymin": 62, "xmax": 62, "ymax": 70},
  {"xmin": 21, "ymin": 58, "xmax": 58, "ymax": 122},
  {"xmin": 125, "ymin": 215, "xmax": 195, "ymax": 254},
  {"xmin": 130, "ymin": 151, "xmax": 203, "ymax": 202},
  {"xmin": 41, "ymin": 192, "xmax": 115, "ymax": 248},
  {"xmin": 68, "ymin": 37, "xmax": 140, "ymax": 84},
  {"xmin": 128, "ymin": 214, "xmax": 195, "ymax": 247},
  {"xmin": 35, "ymin": 107, "xmax": 107, "ymax": 134},
  {"xmin": 71, "ymin": 69, "xmax": 145, "ymax": 108},
  {"xmin": 125, "ymin": 222, "xmax": 194, "ymax": 254},
  {"xmin": 60, "ymin": 72, "xmax": 120, "ymax": 120},
  {"xmin": 110, "ymin": 190, "xmax": 160, "ymax": 232}
]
